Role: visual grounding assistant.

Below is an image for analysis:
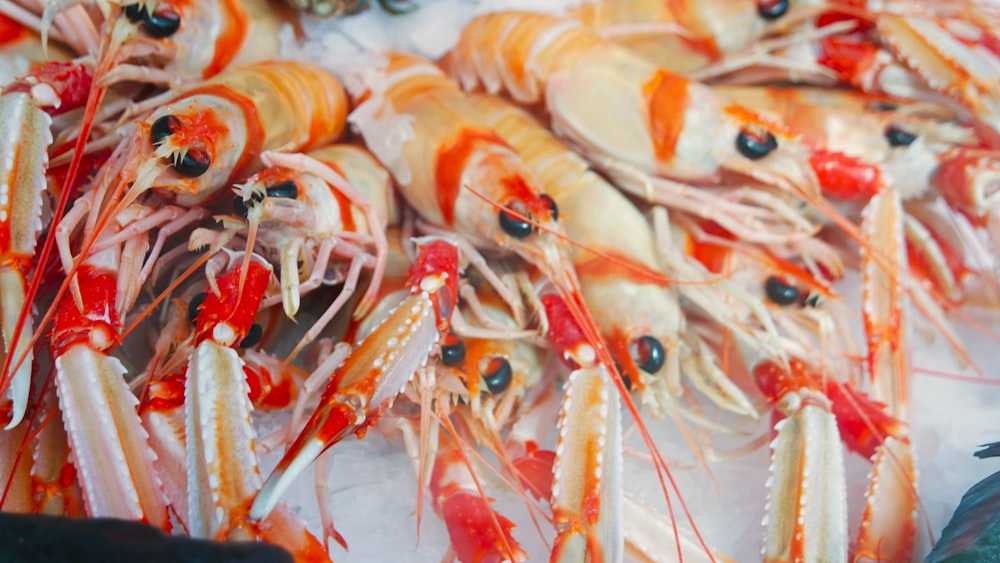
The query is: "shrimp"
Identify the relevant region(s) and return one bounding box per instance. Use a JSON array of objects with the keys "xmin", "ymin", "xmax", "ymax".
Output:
[
  {"xmin": 136, "ymin": 255, "xmax": 329, "ymax": 558},
  {"xmin": 48, "ymin": 202, "xmax": 170, "ymax": 527},
  {"xmin": 234, "ymin": 143, "xmax": 392, "ymax": 340},
  {"xmin": 568, "ymin": 0, "xmax": 819, "ymax": 75},
  {"xmin": 345, "ymin": 49, "xmax": 715, "ymax": 560},
  {"xmin": 0, "ymin": 60, "xmax": 349, "ymax": 422},
  {"xmin": 750, "ymin": 354, "xmax": 916, "ymax": 562},
  {"xmin": 468, "ymin": 93, "xmax": 773, "ymax": 418},
  {"xmin": 250, "ymin": 238, "xmax": 461, "ymax": 530},
  {"xmin": 447, "ymin": 11, "xmax": 820, "ymax": 207}
]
